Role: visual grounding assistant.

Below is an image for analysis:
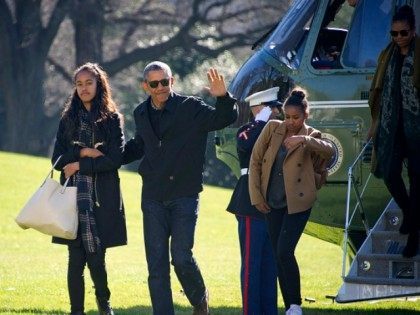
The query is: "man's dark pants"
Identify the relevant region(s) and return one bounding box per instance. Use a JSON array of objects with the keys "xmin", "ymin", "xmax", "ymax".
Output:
[{"xmin": 142, "ymin": 195, "xmax": 206, "ymax": 315}]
